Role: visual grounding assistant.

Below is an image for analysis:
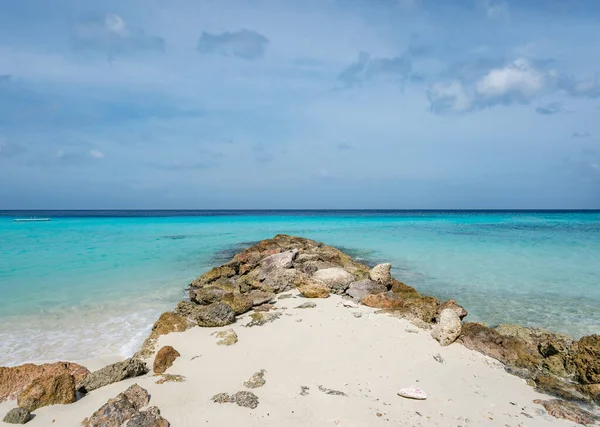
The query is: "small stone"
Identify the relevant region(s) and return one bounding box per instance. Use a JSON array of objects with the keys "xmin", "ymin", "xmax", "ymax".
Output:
[
  {"xmin": 300, "ymin": 386, "xmax": 310, "ymax": 396},
  {"xmin": 245, "ymin": 311, "xmax": 281, "ymax": 327},
  {"xmin": 3, "ymin": 408, "xmax": 31, "ymax": 424},
  {"xmin": 353, "ymin": 312, "xmax": 363, "ymax": 318},
  {"xmin": 155, "ymin": 374, "xmax": 186, "ymax": 384},
  {"xmin": 212, "ymin": 393, "xmax": 234, "ymax": 404},
  {"xmin": 295, "ymin": 302, "xmax": 317, "ymax": 309},
  {"xmin": 318, "ymin": 385, "xmax": 347, "ymax": 396},
  {"xmin": 397, "ymin": 387, "xmax": 427, "ymax": 400},
  {"xmin": 278, "ymin": 293, "xmax": 295, "ymax": 299},
  {"xmin": 405, "ymin": 328, "xmax": 419, "ymax": 334},
  {"xmin": 243, "ymin": 370, "xmax": 266, "ymax": 389},
  {"xmin": 153, "ymin": 346, "xmax": 180, "ymax": 374},
  {"xmin": 433, "ymin": 353, "xmax": 446, "ymax": 364},
  {"xmin": 214, "ymin": 329, "xmax": 238, "ymax": 346},
  {"xmin": 233, "ymin": 391, "xmax": 259, "ymax": 409}
]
